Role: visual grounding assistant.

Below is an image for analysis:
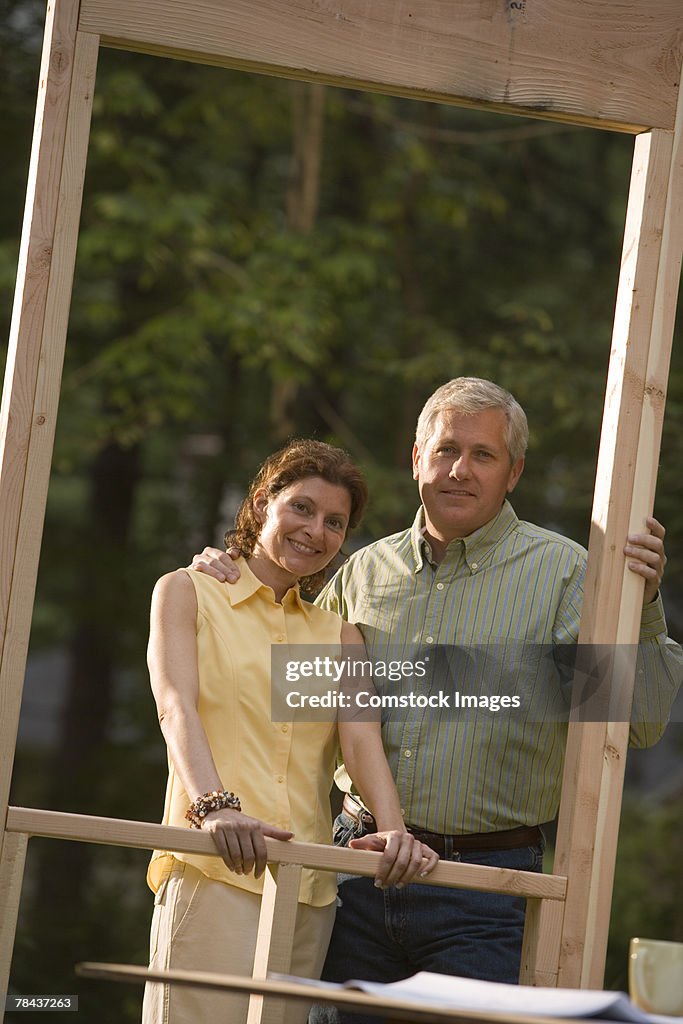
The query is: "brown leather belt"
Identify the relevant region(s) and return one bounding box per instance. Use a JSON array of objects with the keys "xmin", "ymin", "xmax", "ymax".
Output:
[
  {"xmin": 406, "ymin": 825, "xmax": 543, "ymax": 857},
  {"xmin": 341, "ymin": 793, "xmax": 542, "ymax": 857}
]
